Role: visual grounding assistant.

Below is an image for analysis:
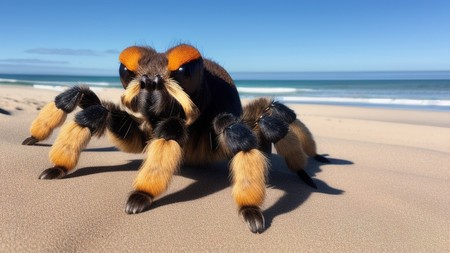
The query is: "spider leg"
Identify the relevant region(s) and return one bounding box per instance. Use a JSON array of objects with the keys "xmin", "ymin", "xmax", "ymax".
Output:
[
  {"xmin": 125, "ymin": 117, "xmax": 187, "ymax": 214},
  {"xmin": 213, "ymin": 113, "xmax": 269, "ymax": 234},
  {"xmin": 290, "ymin": 118, "xmax": 330, "ymax": 163},
  {"xmin": 22, "ymin": 85, "xmax": 100, "ymax": 145},
  {"xmin": 34, "ymin": 86, "xmax": 145, "ymax": 179},
  {"xmin": 243, "ymin": 98, "xmax": 329, "ymax": 189},
  {"xmin": 39, "ymin": 102, "xmax": 110, "ymax": 179}
]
